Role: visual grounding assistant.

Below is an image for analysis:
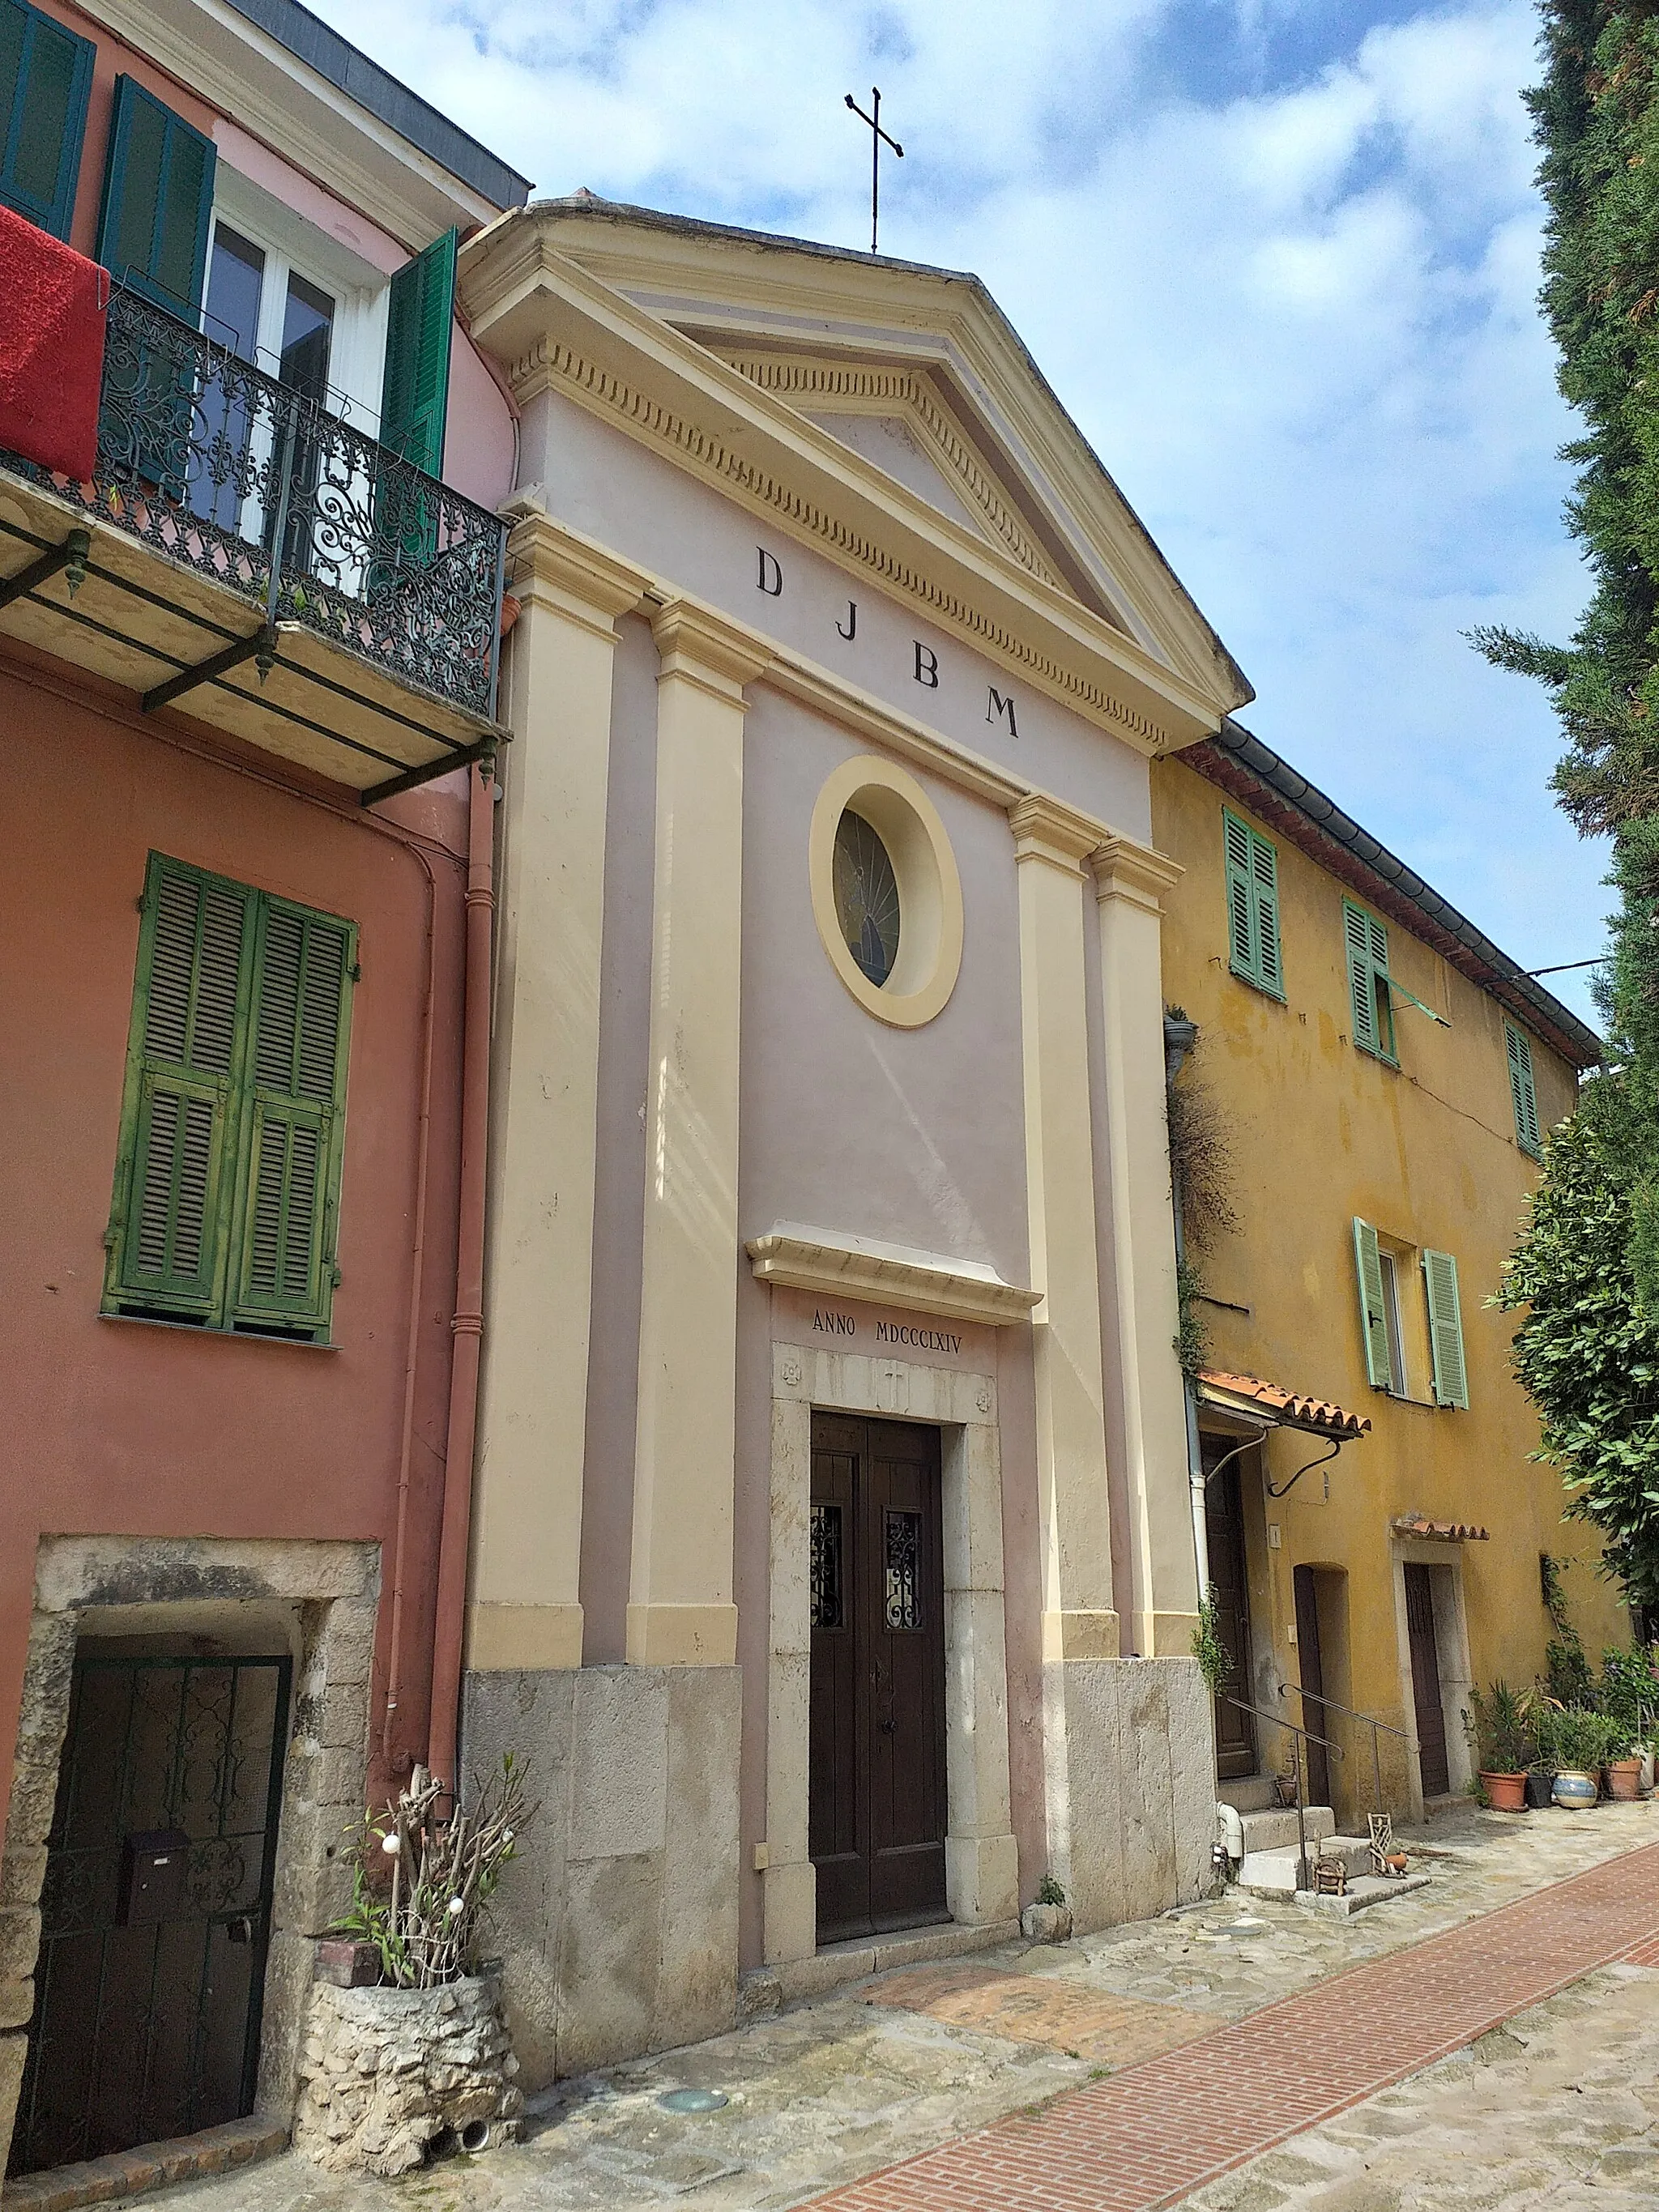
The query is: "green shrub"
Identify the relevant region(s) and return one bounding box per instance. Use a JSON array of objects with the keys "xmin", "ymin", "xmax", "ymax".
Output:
[{"xmin": 1462, "ymin": 1681, "xmax": 1532, "ymax": 1774}]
